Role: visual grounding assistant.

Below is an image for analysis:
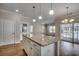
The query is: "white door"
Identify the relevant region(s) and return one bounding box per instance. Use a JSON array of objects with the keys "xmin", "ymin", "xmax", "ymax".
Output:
[
  {"xmin": 0, "ymin": 20, "xmax": 3, "ymax": 44},
  {"xmin": 0, "ymin": 20, "xmax": 15, "ymax": 45},
  {"xmin": 4, "ymin": 20, "xmax": 15, "ymax": 45}
]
